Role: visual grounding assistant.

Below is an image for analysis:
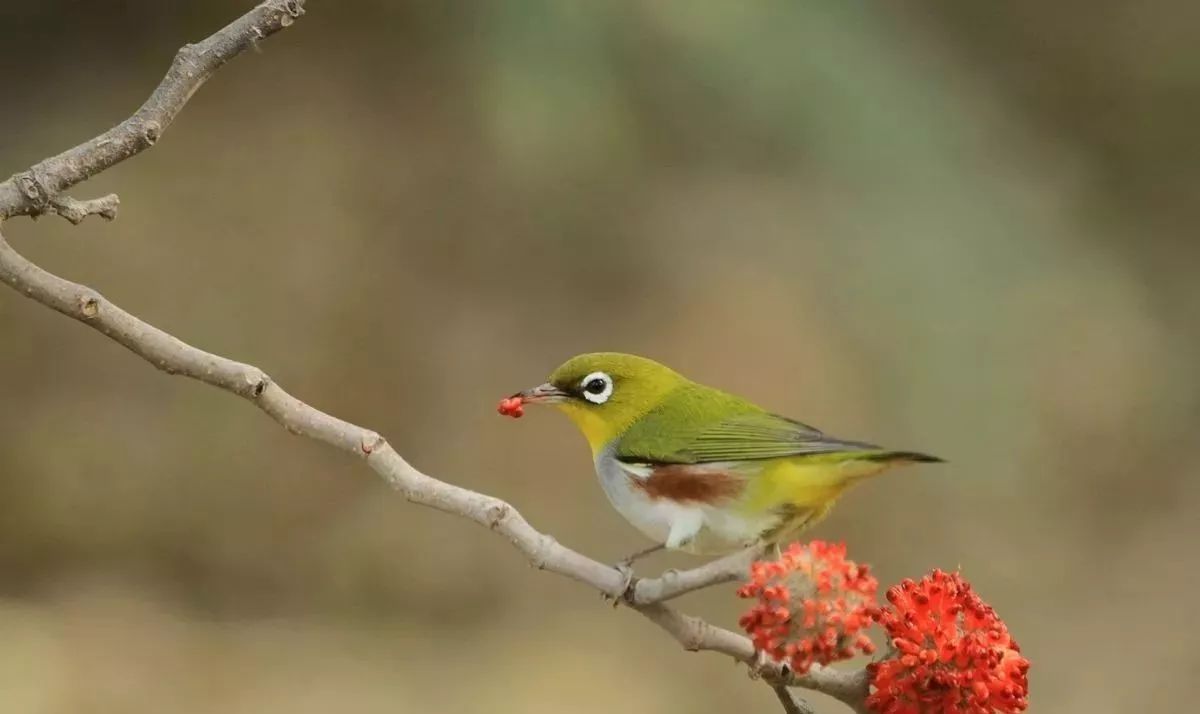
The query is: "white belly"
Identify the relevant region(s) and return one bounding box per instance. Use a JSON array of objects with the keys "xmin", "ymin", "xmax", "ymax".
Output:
[{"xmin": 593, "ymin": 446, "xmax": 777, "ymax": 555}]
